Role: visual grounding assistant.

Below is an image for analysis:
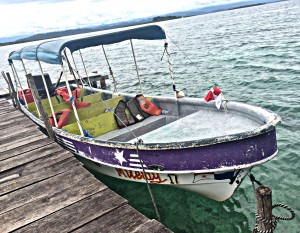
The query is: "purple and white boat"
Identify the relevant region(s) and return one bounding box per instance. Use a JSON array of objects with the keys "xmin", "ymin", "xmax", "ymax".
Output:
[{"xmin": 7, "ymin": 25, "xmax": 281, "ymax": 201}]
